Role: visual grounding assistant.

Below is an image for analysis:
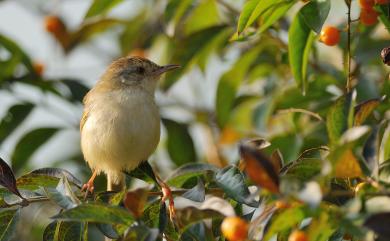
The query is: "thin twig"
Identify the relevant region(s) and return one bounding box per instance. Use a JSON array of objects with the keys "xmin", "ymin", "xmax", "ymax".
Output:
[
  {"xmin": 346, "ymin": 0, "xmax": 352, "ymax": 92},
  {"xmin": 277, "ymin": 108, "xmax": 323, "ymax": 121}
]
